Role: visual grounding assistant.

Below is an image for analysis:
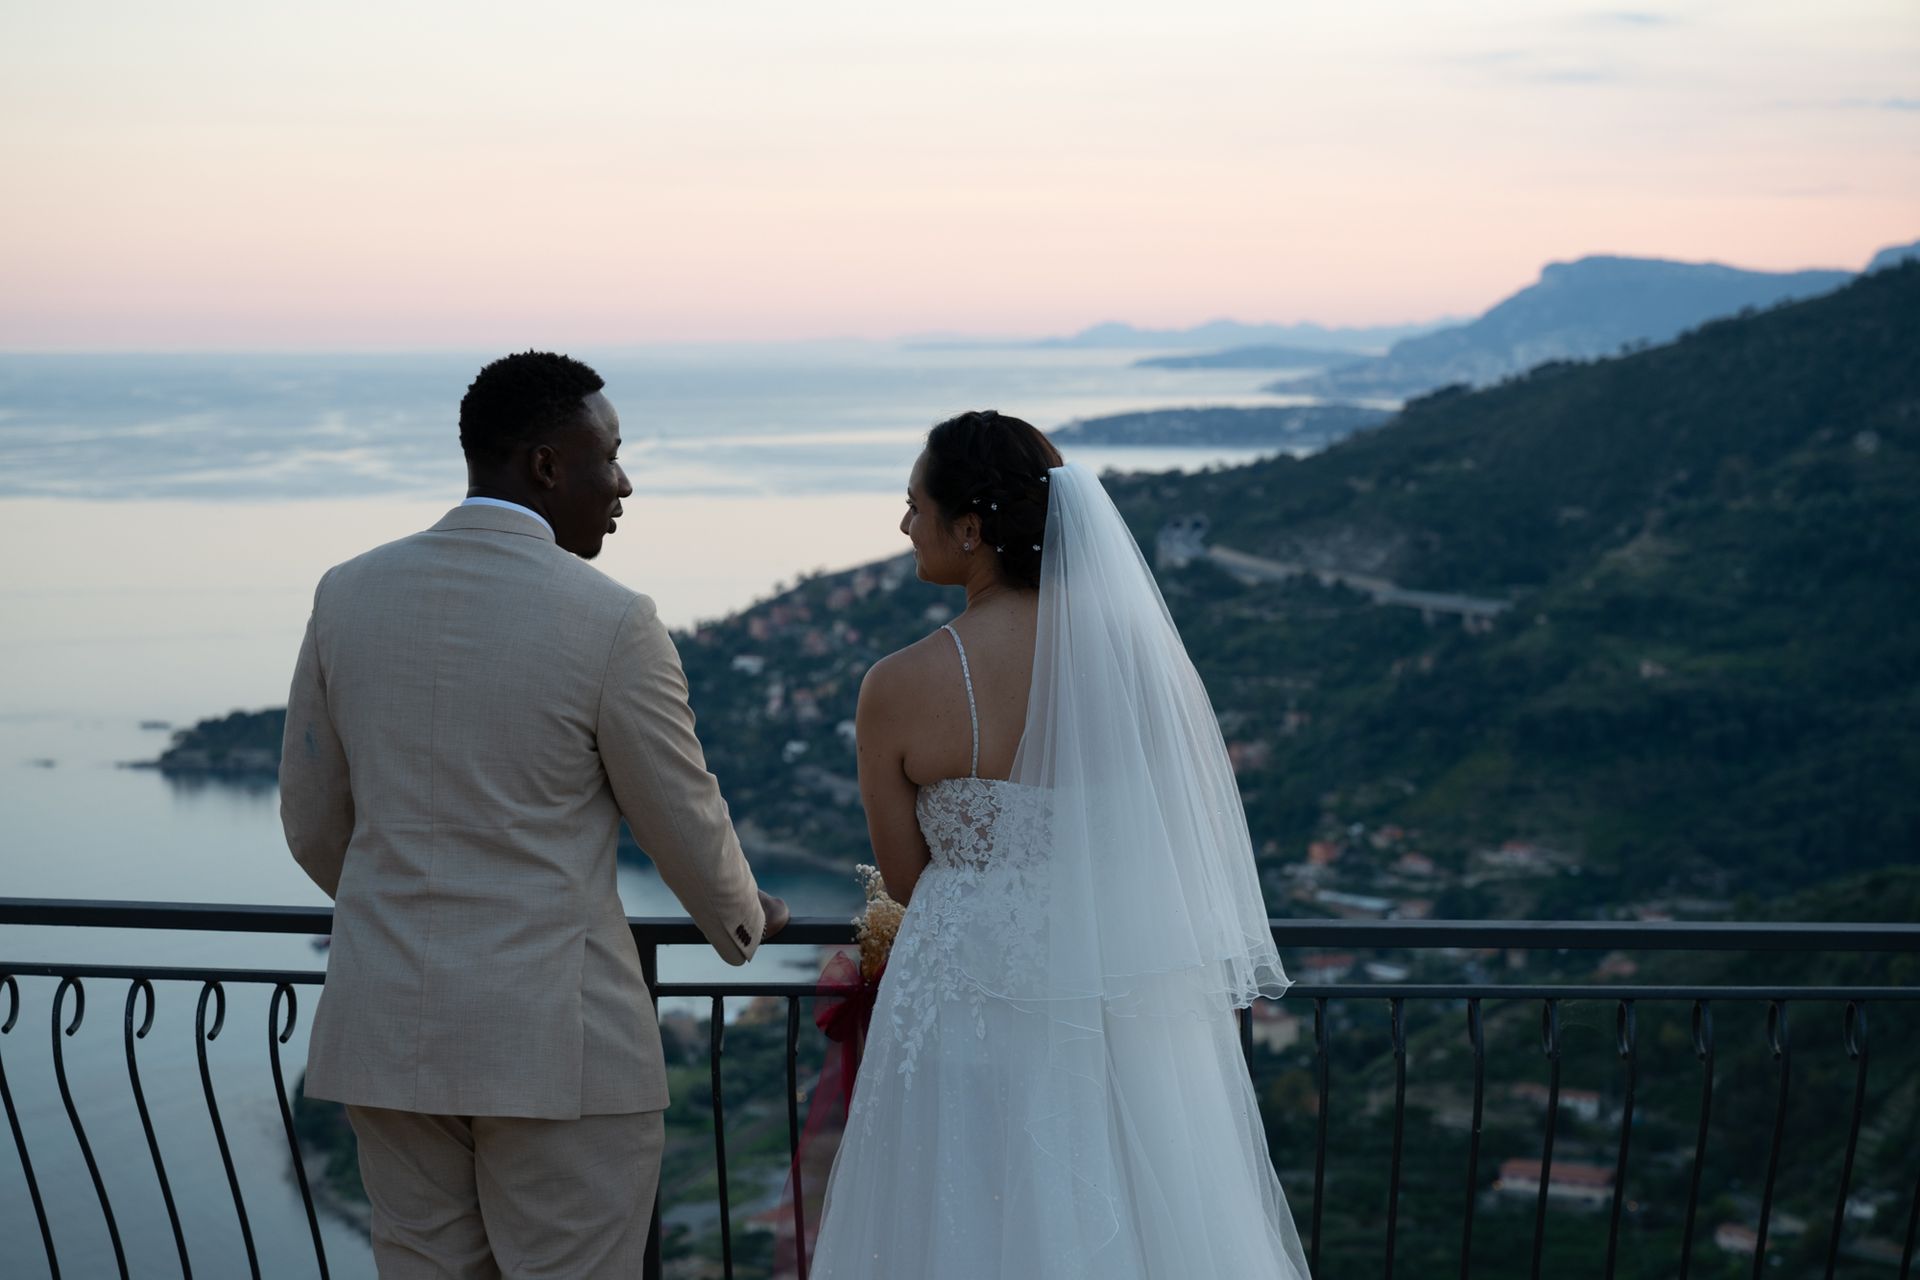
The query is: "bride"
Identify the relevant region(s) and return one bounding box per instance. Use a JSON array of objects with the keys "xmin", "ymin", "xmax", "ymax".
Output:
[{"xmin": 807, "ymin": 411, "xmax": 1312, "ymax": 1278}]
